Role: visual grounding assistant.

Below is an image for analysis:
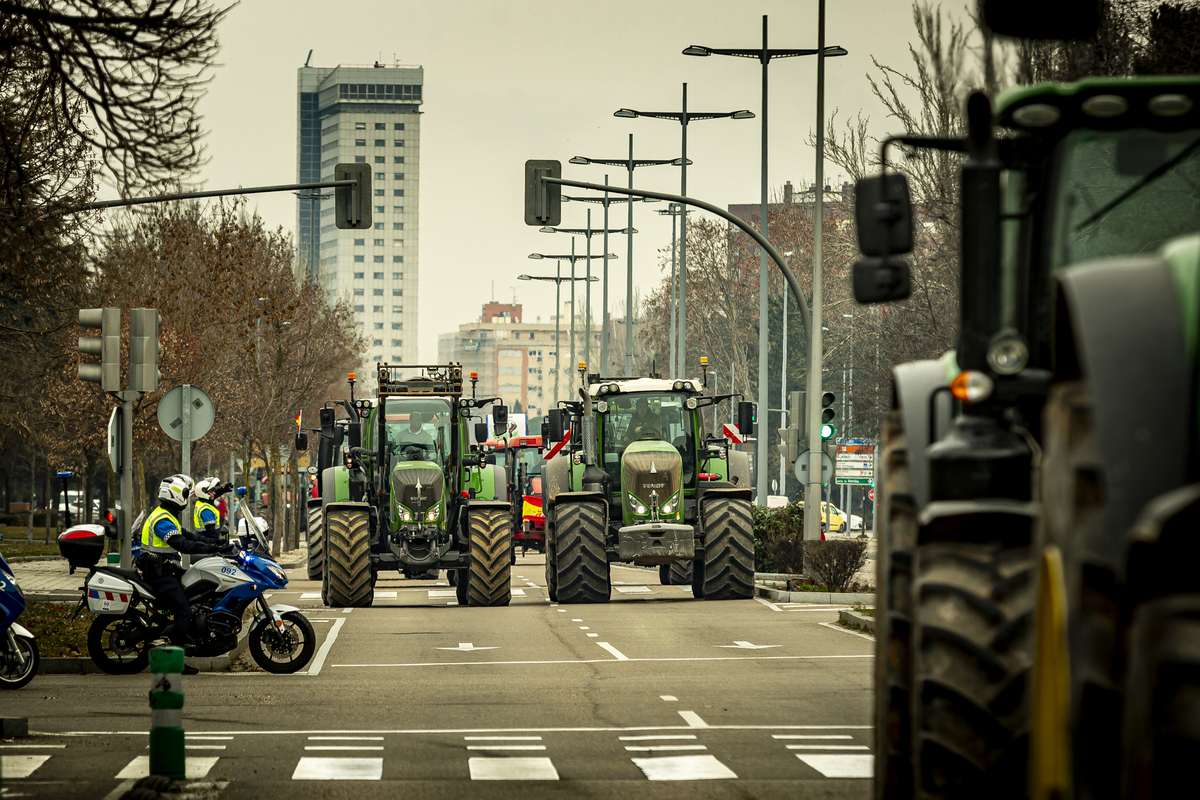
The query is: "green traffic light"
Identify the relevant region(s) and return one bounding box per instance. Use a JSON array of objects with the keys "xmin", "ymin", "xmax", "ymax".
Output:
[{"xmin": 820, "ymin": 423, "xmax": 836, "ymax": 439}]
